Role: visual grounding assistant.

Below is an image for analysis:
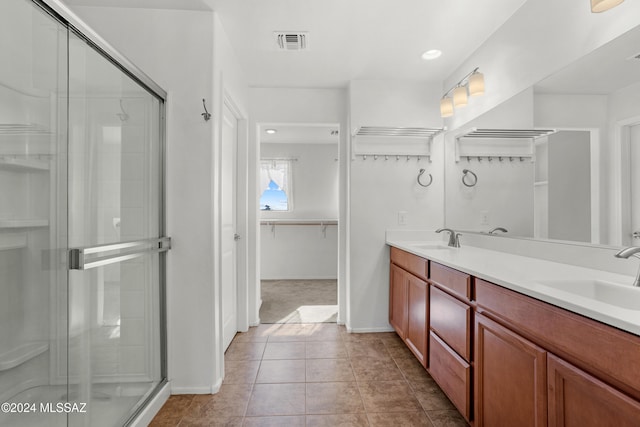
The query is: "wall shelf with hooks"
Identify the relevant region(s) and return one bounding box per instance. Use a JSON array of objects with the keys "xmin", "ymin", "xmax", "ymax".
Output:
[
  {"xmin": 352, "ymin": 126, "xmax": 444, "ymax": 159},
  {"xmin": 454, "ymin": 128, "xmax": 556, "ymax": 163}
]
